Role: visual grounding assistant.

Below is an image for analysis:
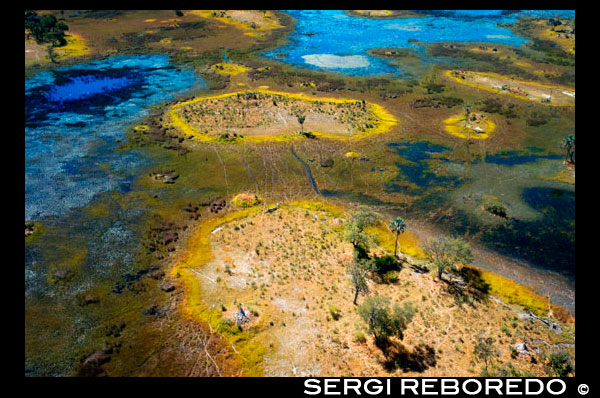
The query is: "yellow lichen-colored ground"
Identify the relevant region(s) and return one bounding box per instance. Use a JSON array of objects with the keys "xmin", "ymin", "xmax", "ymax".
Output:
[
  {"xmin": 443, "ymin": 113, "xmax": 496, "ymax": 140},
  {"xmin": 169, "ymin": 201, "xmax": 574, "ymax": 376},
  {"xmin": 232, "ymin": 193, "xmax": 262, "ymax": 208},
  {"xmin": 133, "ymin": 125, "xmax": 149, "ymax": 132},
  {"xmin": 55, "ymin": 33, "xmax": 91, "ymax": 60},
  {"xmin": 537, "ymin": 168, "xmax": 575, "ymax": 185},
  {"xmin": 445, "ymin": 70, "xmax": 575, "ymax": 106},
  {"xmin": 189, "ymin": 10, "xmax": 284, "ymax": 31},
  {"xmin": 167, "ymin": 90, "xmax": 398, "ymax": 143},
  {"xmin": 211, "ymin": 62, "xmax": 251, "ymax": 76}
]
